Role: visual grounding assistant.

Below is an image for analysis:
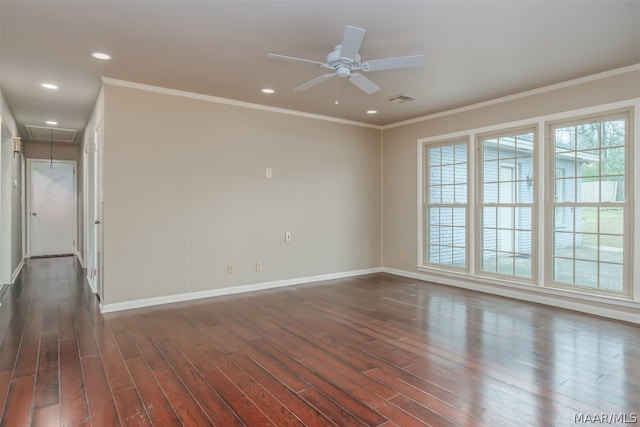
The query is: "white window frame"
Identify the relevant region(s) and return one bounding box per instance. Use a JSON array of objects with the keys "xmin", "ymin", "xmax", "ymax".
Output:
[
  {"xmin": 420, "ymin": 137, "xmax": 470, "ymax": 271},
  {"xmin": 546, "ymin": 110, "xmax": 632, "ymax": 297},
  {"xmin": 475, "ymin": 126, "xmax": 538, "ymax": 283},
  {"xmin": 417, "ymin": 100, "xmax": 638, "ymax": 311}
]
